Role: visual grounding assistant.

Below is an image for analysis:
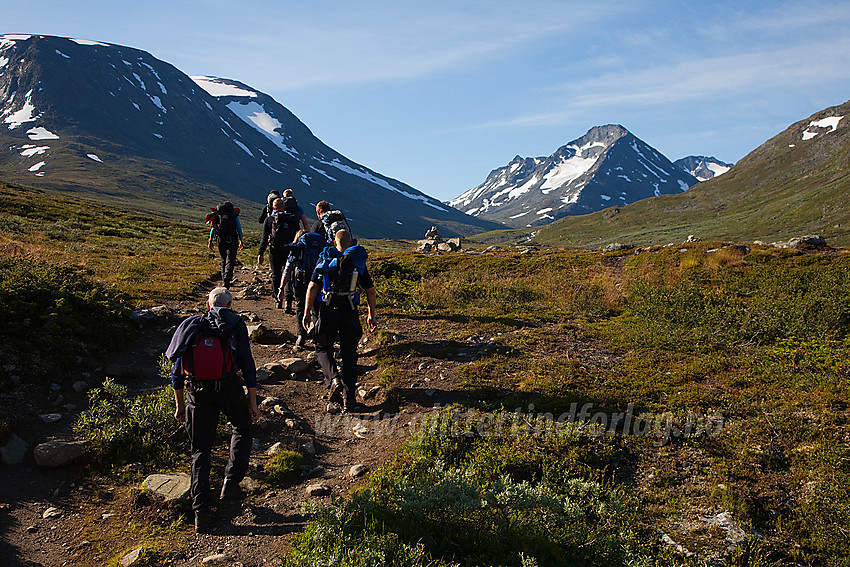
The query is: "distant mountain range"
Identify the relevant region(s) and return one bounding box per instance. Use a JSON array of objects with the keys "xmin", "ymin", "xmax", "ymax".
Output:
[
  {"xmin": 449, "ymin": 125, "xmax": 703, "ymax": 228},
  {"xmin": 0, "ymin": 34, "xmax": 499, "ymax": 238},
  {"xmin": 526, "ymin": 99, "xmax": 850, "ymax": 248}
]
